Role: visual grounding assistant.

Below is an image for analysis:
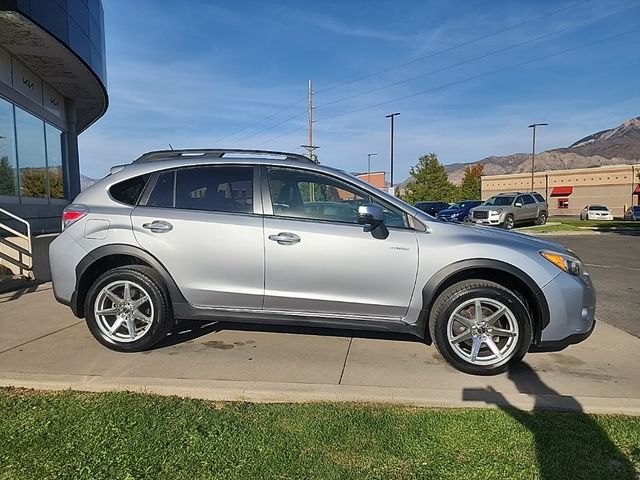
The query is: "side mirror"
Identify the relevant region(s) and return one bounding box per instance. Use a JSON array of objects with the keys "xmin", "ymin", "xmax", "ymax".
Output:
[
  {"xmin": 357, "ymin": 203, "xmax": 389, "ymax": 239},
  {"xmin": 514, "ymin": 202, "xmax": 522, "ymax": 208},
  {"xmin": 357, "ymin": 203, "xmax": 384, "ymax": 227}
]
